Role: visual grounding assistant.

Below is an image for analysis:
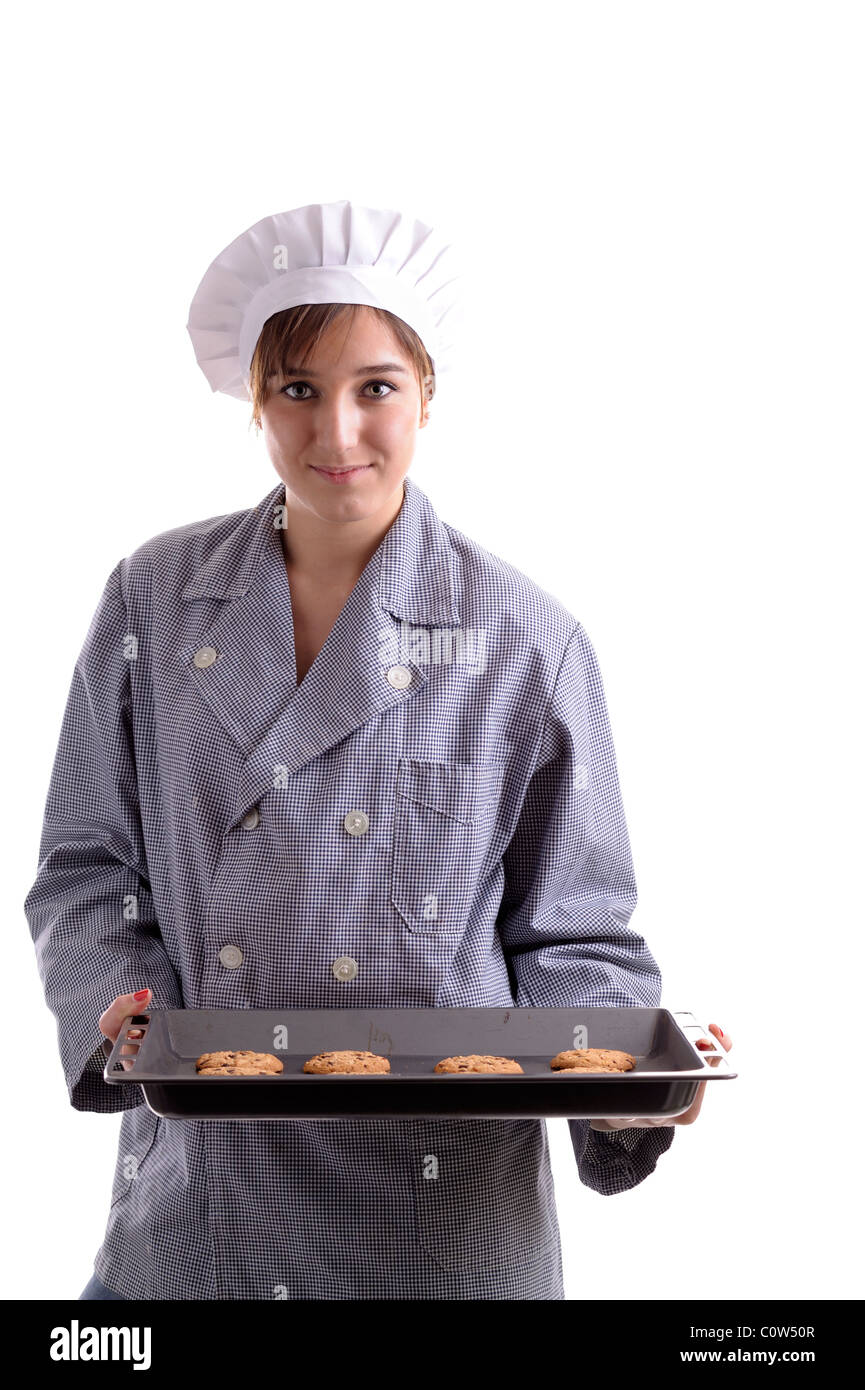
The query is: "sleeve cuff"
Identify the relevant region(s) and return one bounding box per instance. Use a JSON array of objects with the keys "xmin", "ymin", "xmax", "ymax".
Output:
[
  {"xmin": 570, "ymin": 1117, "xmax": 675, "ymax": 1195},
  {"xmin": 68, "ymin": 1041, "xmax": 144, "ymax": 1114}
]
